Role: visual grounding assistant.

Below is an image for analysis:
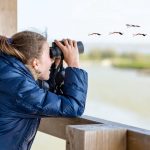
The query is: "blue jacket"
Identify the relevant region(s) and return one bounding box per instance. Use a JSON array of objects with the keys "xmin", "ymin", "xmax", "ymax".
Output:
[{"xmin": 0, "ymin": 53, "xmax": 88, "ymax": 150}]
